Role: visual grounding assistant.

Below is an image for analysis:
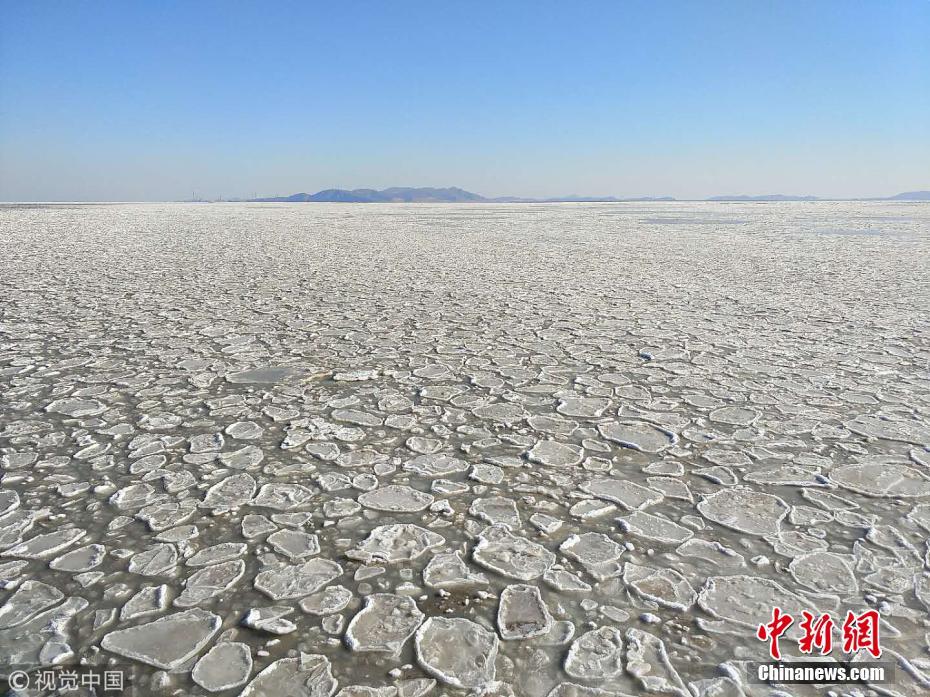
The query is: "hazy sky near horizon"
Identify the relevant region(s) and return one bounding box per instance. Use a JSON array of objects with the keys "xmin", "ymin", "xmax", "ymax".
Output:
[{"xmin": 1, "ymin": 1, "xmax": 928, "ymax": 201}]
